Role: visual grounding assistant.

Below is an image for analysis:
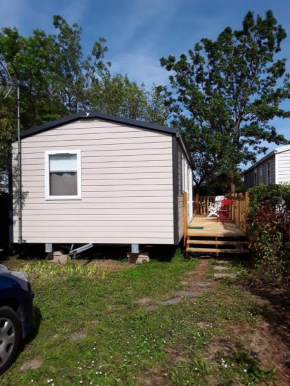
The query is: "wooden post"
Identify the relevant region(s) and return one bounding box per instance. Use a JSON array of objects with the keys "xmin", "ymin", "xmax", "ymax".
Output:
[
  {"xmin": 238, "ymin": 198, "xmax": 241, "ymax": 229},
  {"xmin": 244, "ymin": 192, "xmax": 250, "ymax": 233},
  {"xmin": 194, "ymin": 195, "xmax": 199, "ymax": 215},
  {"xmin": 183, "ymin": 191, "xmax": 188, "ymax": 249}
]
